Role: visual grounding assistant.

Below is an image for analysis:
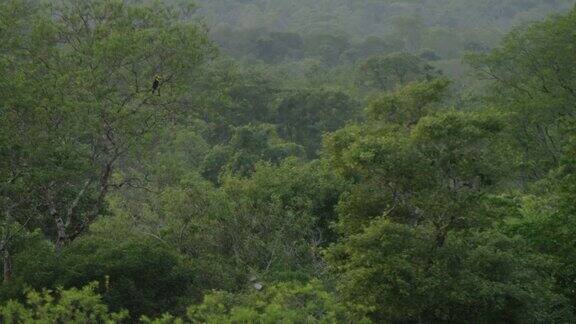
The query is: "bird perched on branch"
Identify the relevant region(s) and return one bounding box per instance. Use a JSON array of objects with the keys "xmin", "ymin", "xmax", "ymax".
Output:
[{"xmin": 152, "ymin": 75, "xmax": 161, "ymax": 95}]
